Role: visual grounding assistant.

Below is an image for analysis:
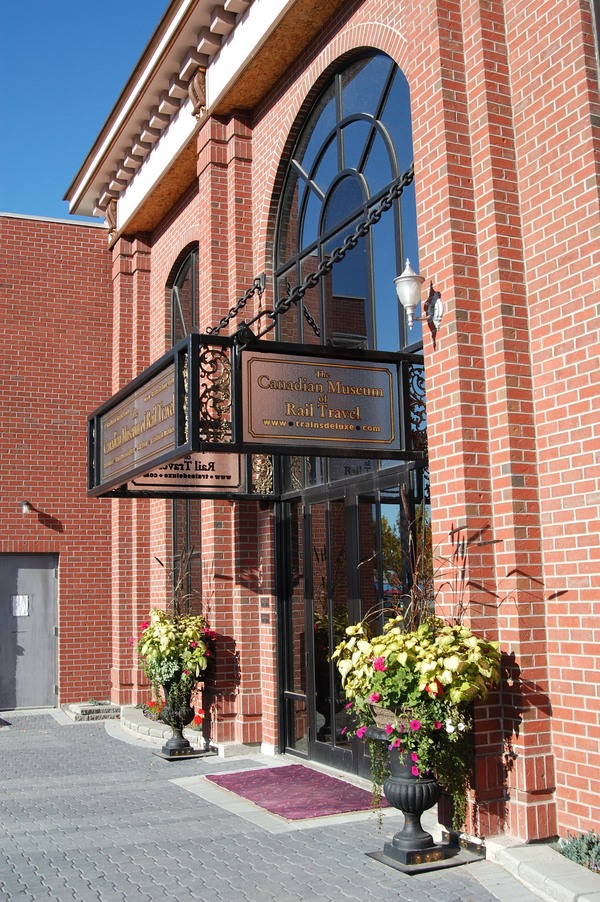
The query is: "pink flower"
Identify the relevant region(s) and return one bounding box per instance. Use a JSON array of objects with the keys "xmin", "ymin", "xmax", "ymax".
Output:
[
  {"xmin": 385, "ymin": 724, "xmax": 394, "ymax": 735},
  {"xmin": 411, "ymin": 752, "xmax": 419, "ymax": 762},
  {"xmin": 369, "ymin": 692, "xmax": 381, "ymax": 703},
  {"xmin": 409, "ymin": 719, "xmax": 421, "ymax": 731},
  {"xmin": 140, "ymin": 621, "xmax": 149, "ymax": 631},
  {"xmin": 373, "ymin": 657, "xmax": 387, "ymax": 672},
  {"xmin": 340, "ymin": 727, "xmax": 347, "ymax": 735},
  {"xmin": 411, "ymin": 765, "xmax": 420, "ymax": 777},
  {"xmin": 183, "ymin": 669, "xmax": 190, "ymax": 675},
  {"xmin": 356, "ymin": 725, "xmax": 367, "ymax": 739},
  {"xmin": 345, "ymin": 702, "xmax": 353, "ymax": 710},
  {"xmin": 391, "ymin": 739, "xmax": 402, "ymax": 749},
  {"xmin": 127, "ymin": 636, "xmax": 134, "ymax": 646},
  {"xmin": 189, "ymin": 641, "xmax": 198, "ymax": 648},
  {"xmin": 434, "ymin": 721, "xmax": 442, "ymax": 730}
]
